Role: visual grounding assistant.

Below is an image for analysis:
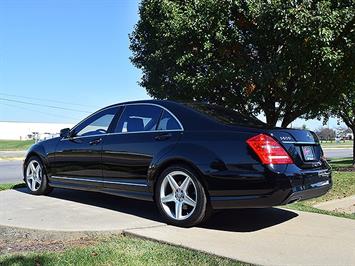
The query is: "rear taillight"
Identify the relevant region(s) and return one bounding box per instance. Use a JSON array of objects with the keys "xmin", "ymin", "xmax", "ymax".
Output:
[{"xmin": 246, "ymin": 134, "xmax": 293, "ymax": 165}]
